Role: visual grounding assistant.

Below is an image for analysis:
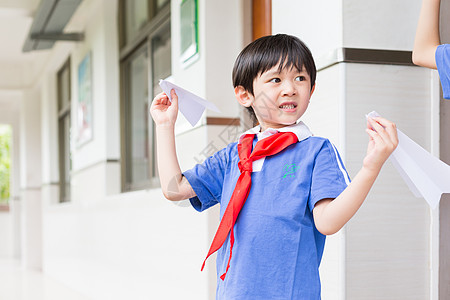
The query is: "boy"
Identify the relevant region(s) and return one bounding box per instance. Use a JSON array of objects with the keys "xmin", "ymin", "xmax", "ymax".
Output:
[
  {"xmin": 150, "ymin": 34, "xmax": 398, "ymax": 299},
  {"xmin": 413, "ymin": 0, "xmax": 450, "ymax": 99}
]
